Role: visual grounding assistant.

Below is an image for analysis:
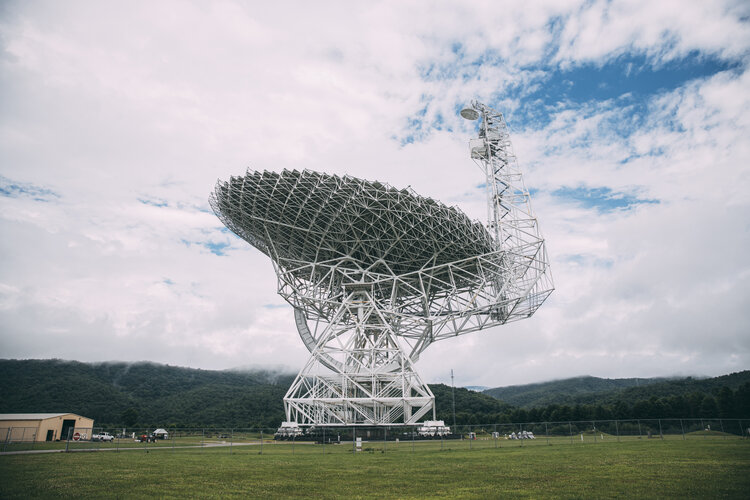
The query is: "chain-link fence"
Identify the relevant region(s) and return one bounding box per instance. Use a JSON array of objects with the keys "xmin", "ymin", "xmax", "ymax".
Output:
[{"xmin": 2, "ymin": 418, "xmax": 749, "ymax": 454}]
